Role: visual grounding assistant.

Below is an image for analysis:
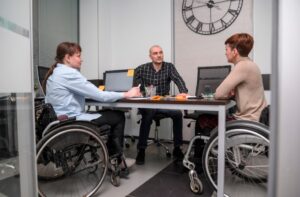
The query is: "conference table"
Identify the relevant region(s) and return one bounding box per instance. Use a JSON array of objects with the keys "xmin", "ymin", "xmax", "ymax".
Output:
[{"xmin": 86, "ymin": 97, "xmax": 235, "ymax": 197}]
